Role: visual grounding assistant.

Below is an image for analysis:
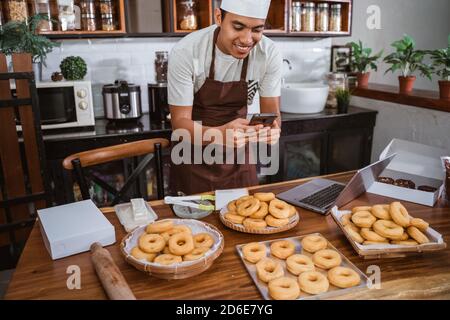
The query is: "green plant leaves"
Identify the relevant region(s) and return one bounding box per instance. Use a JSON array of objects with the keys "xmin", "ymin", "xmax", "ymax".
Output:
[
  {"xmin": 60, "ymin": 56, "xmax": 88, "ymax": 81},
  {"xmin": 347, "ymin": 40, "xmax": 382, "ymax": 73}
]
